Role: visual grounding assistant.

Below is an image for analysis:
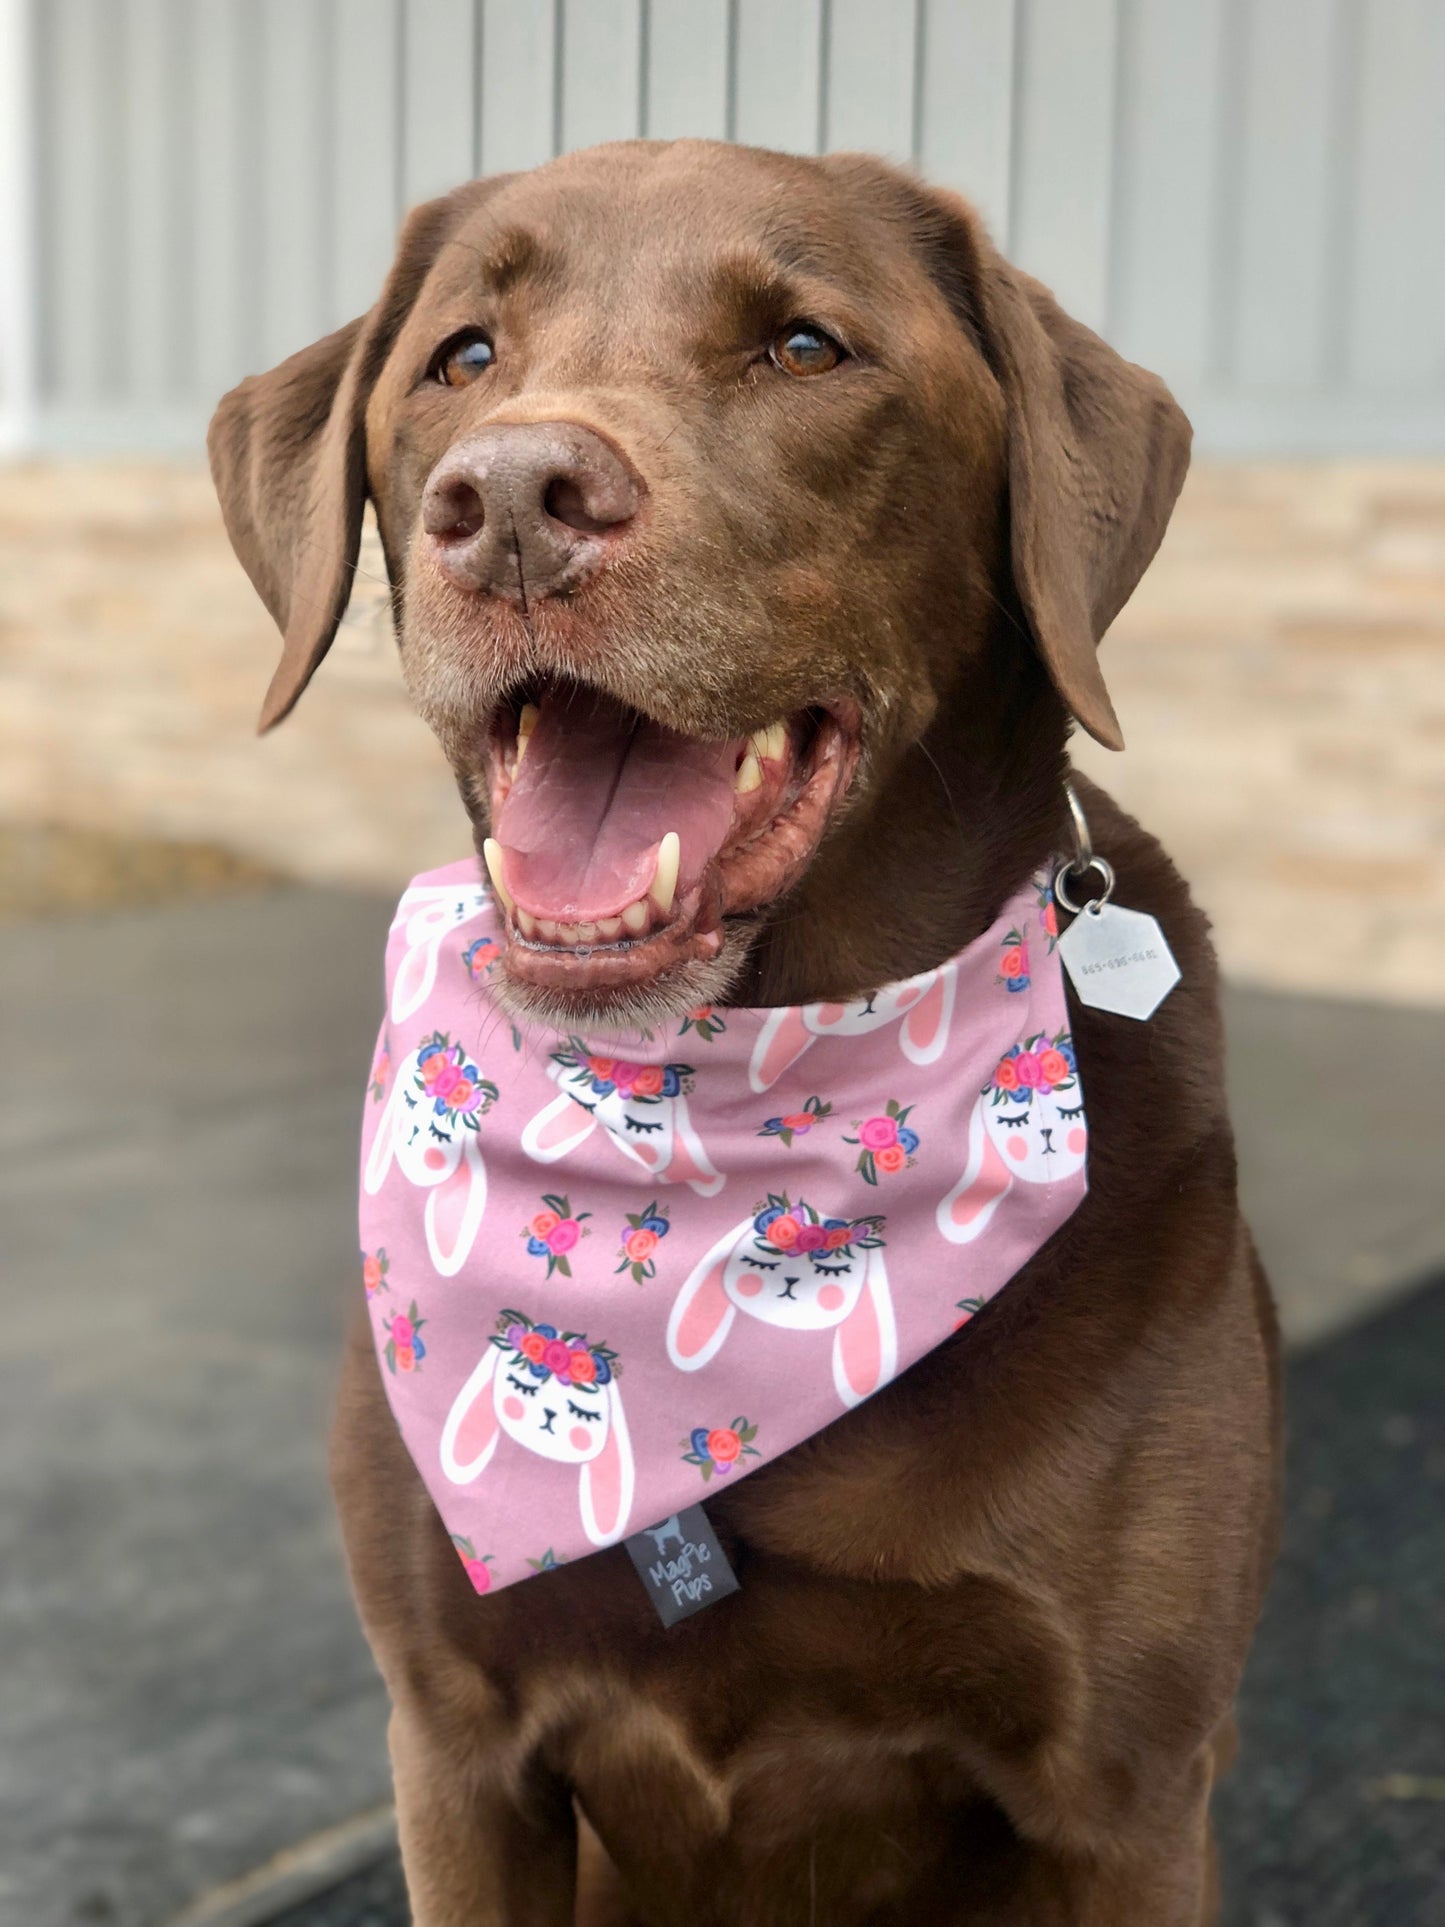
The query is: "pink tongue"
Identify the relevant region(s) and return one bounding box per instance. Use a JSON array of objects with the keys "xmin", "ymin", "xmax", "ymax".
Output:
[{"xmin": 494, "ymin": 689, "xmax": 743, "ymax": 921}]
